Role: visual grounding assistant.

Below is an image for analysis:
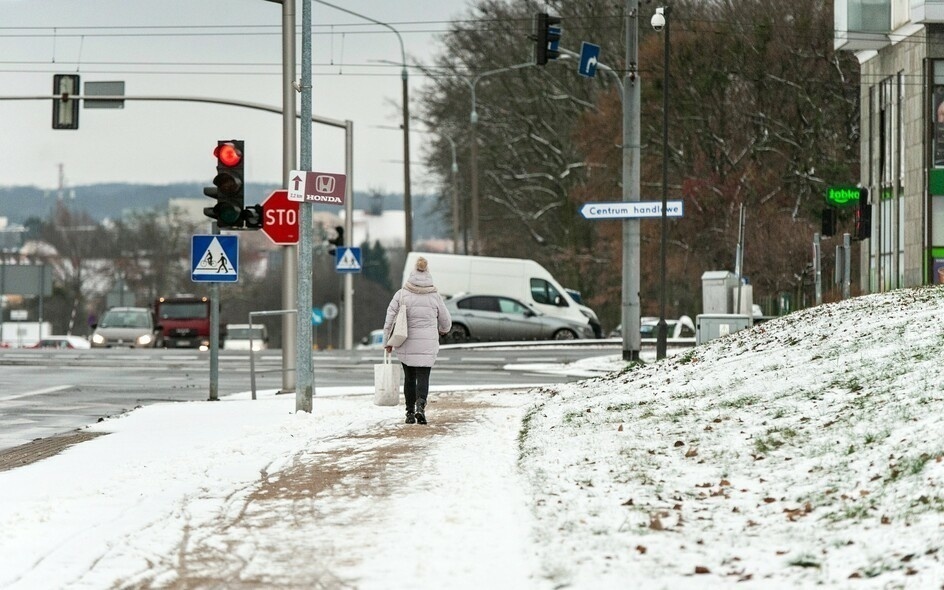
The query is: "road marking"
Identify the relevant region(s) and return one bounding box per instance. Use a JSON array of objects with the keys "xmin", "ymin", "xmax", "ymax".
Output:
[{"xmin": 1, "ymin": 384, "xmax": 72, "ymax": 402}]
